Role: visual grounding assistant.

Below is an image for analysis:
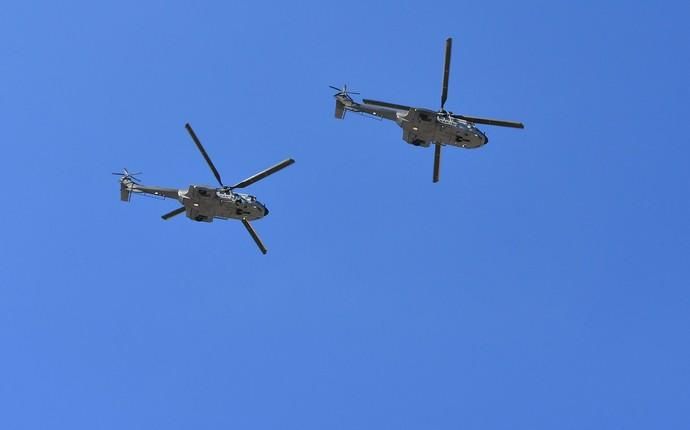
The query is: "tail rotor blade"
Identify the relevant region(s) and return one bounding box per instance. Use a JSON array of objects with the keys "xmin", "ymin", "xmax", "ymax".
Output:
[
  {"xmin": 330, "ymin": 85, "xmax": 360, "ymax": 97},
  {"xmin": 112, "ymin": 169, "xmax": 141, "ymax": 177},
  {"xmin": 241, "ymin": 218, "xmax": 267, "ymax": 255},
  {"xmin": 185, "ymin": 123, "xmax": 224, "ymax": 187},
  {"xmin": 161, "ymin": 206, "xmax": 186, "ymax": 220},
  {"xmin": 230, "ymin": 158, "xmax": 295, "ymax": 189},
  {"xmin": 433, "ymin": 143, "xmax": 442, "ymax": 183},
  {"xmin": 441, "ymin": 37, "xmax": 453, "ymax": 111},
  {"xmin": 112, "ymin": 170, "xmax": 141, "ymax": 183}
]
